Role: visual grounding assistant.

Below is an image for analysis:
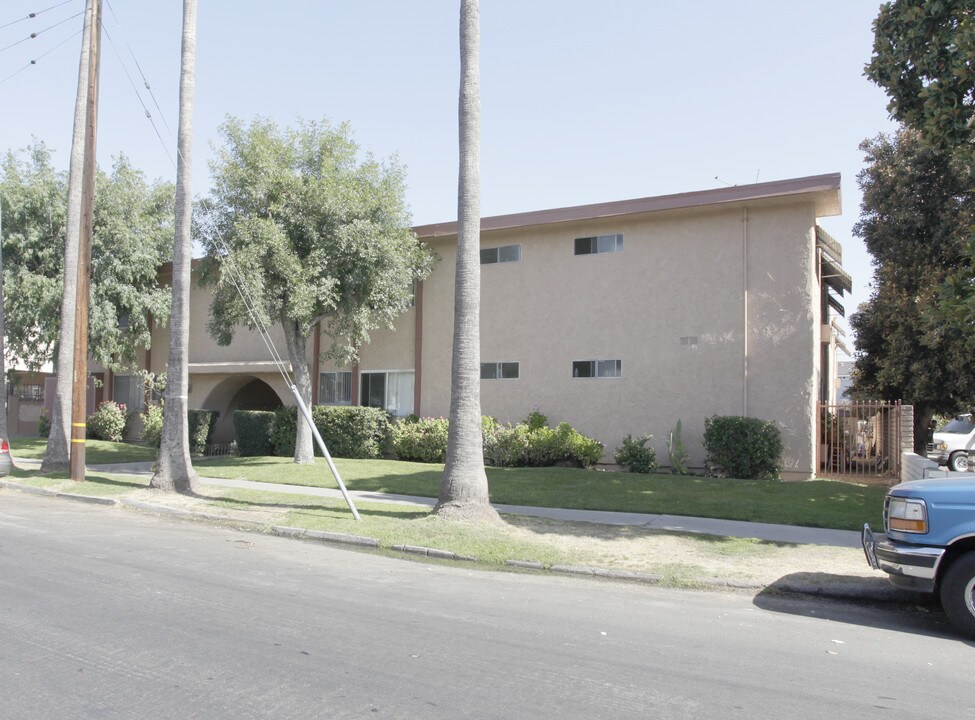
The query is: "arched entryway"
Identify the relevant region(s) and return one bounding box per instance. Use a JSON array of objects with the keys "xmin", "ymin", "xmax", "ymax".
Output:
[{"xmin": 202, "ymin": 376, "xmax": 286, "ymax": 444}]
